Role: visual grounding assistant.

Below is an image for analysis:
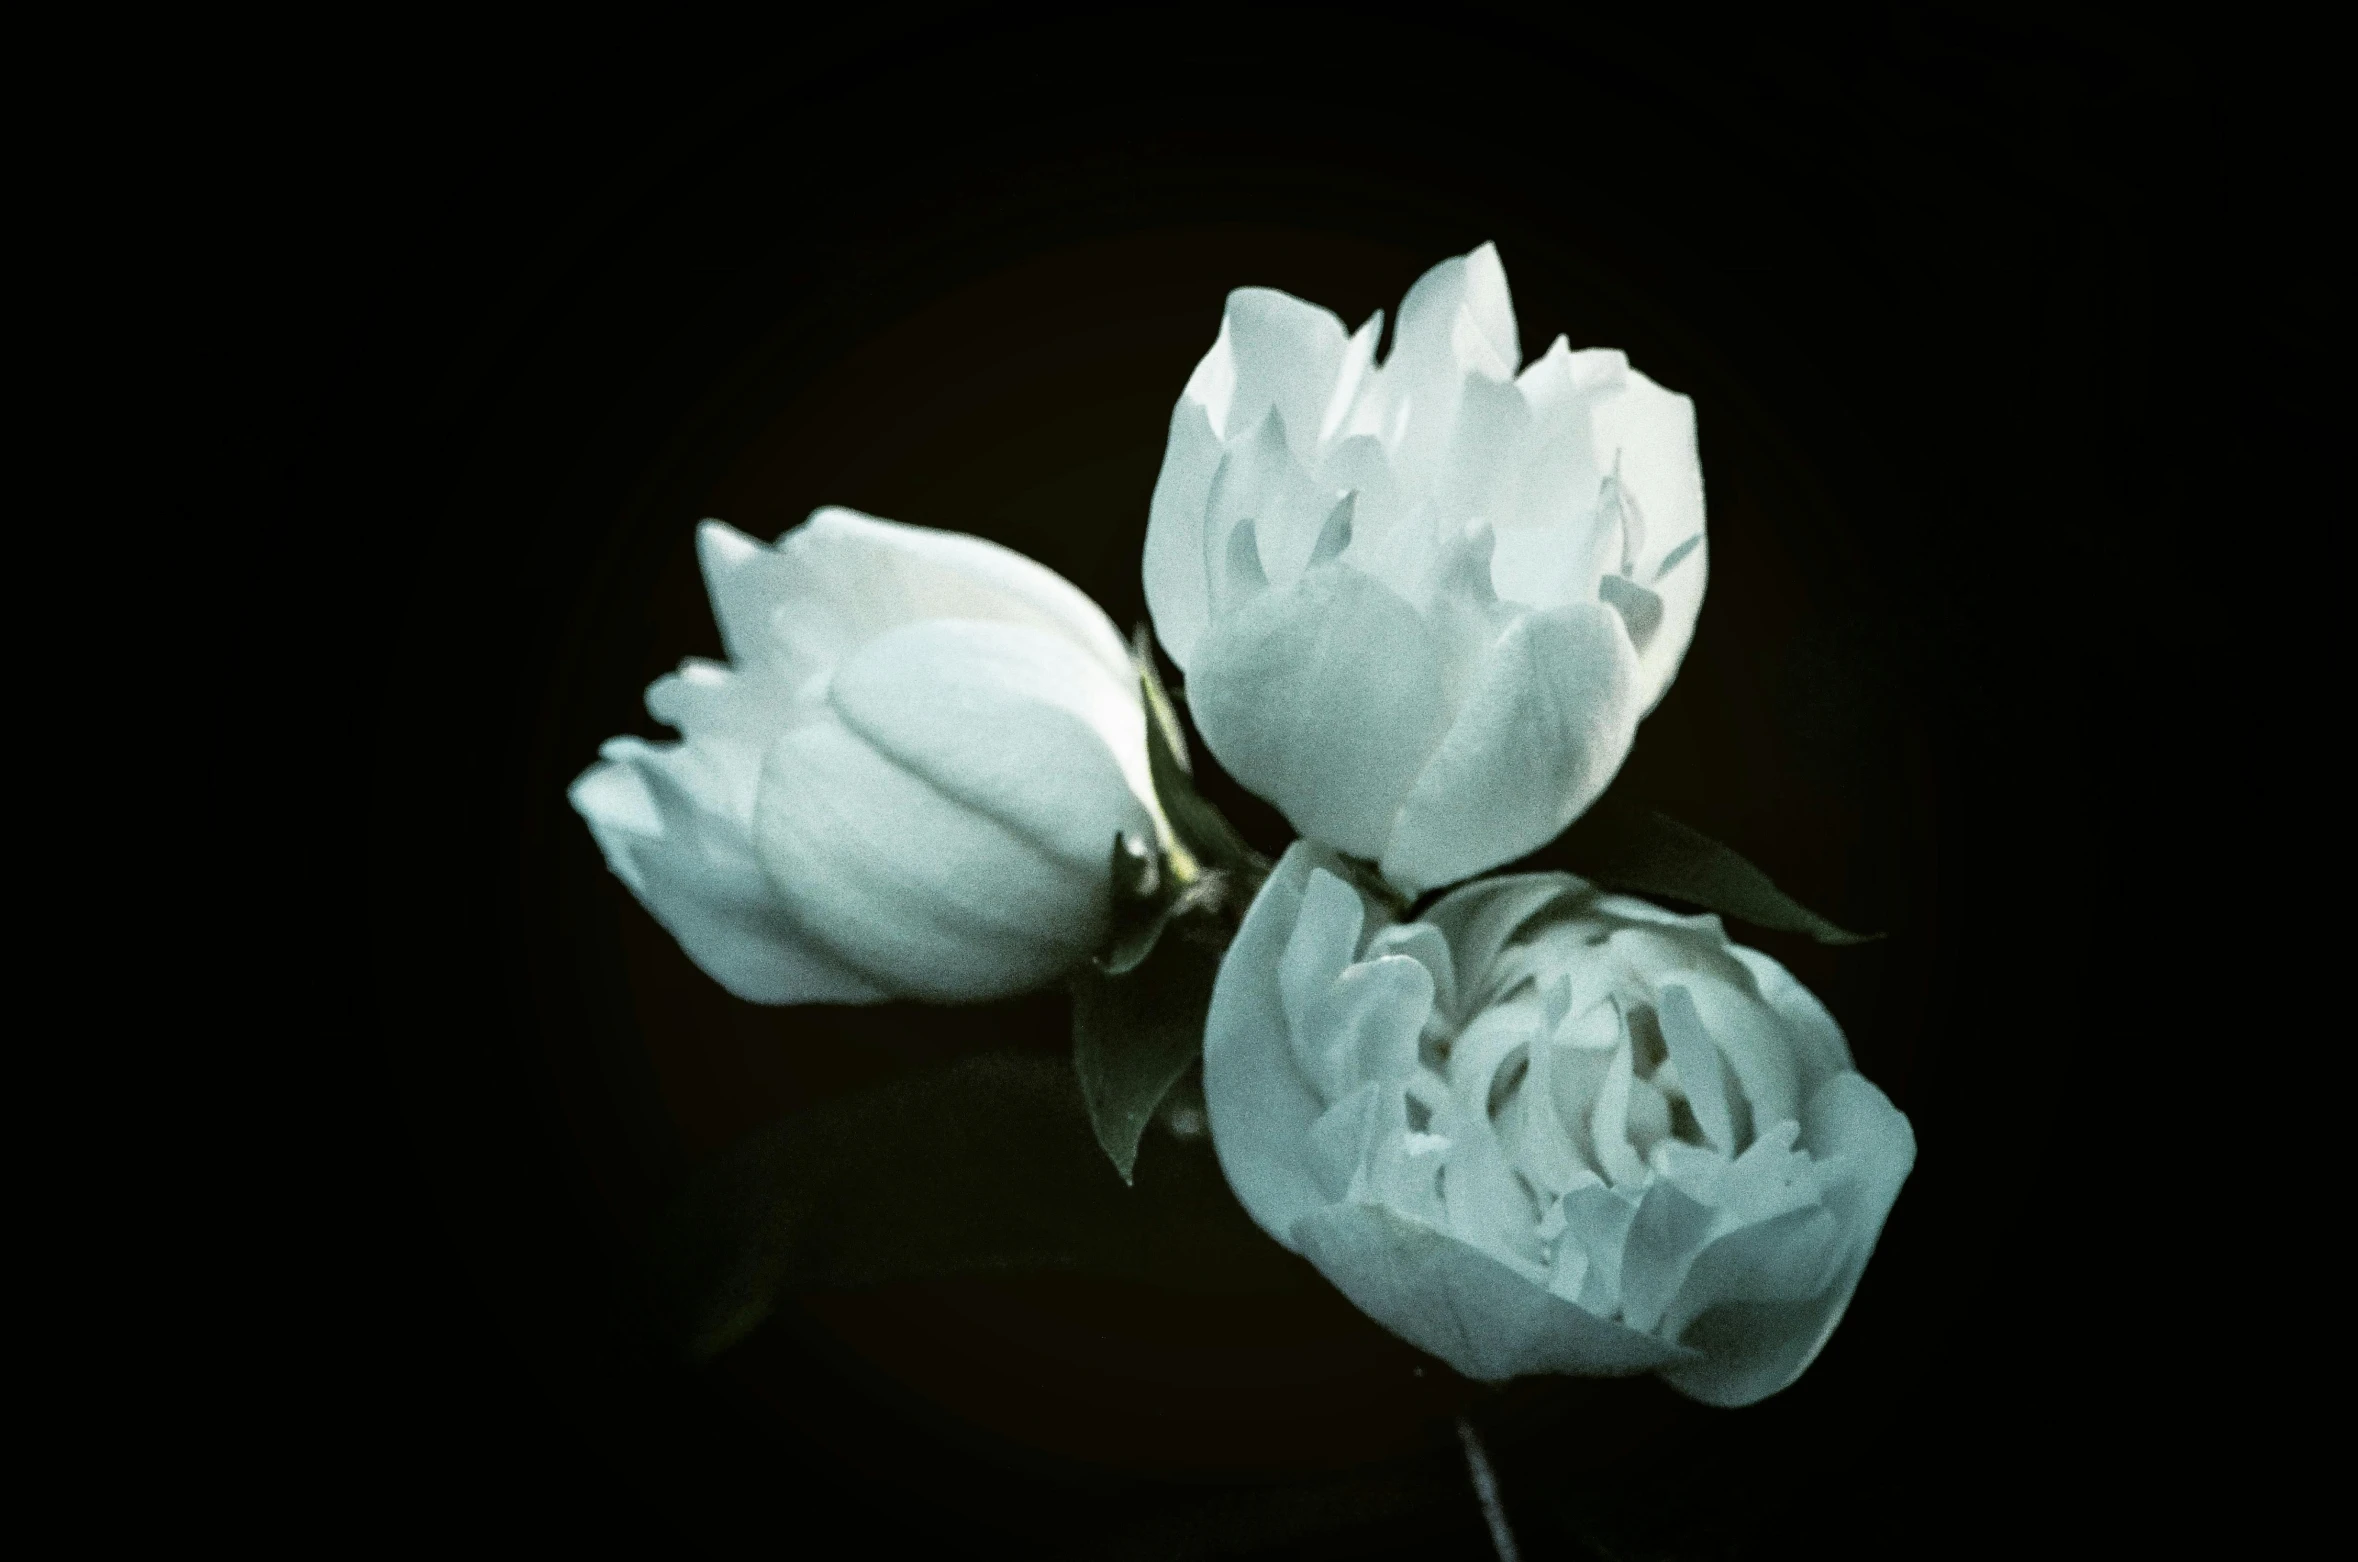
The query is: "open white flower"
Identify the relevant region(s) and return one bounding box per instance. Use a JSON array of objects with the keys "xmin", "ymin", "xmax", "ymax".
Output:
[
  {"xmin": 1203, "ymin": 843, "xmax": 1912, "ymax": 1406},
  {"xmin": 1144, "ymin": 244, "xmax": 1707, "ymax": 894},
  {"xmin": 571, "ymin": 509, "xmax": 1159, "ymax": 1003}
]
